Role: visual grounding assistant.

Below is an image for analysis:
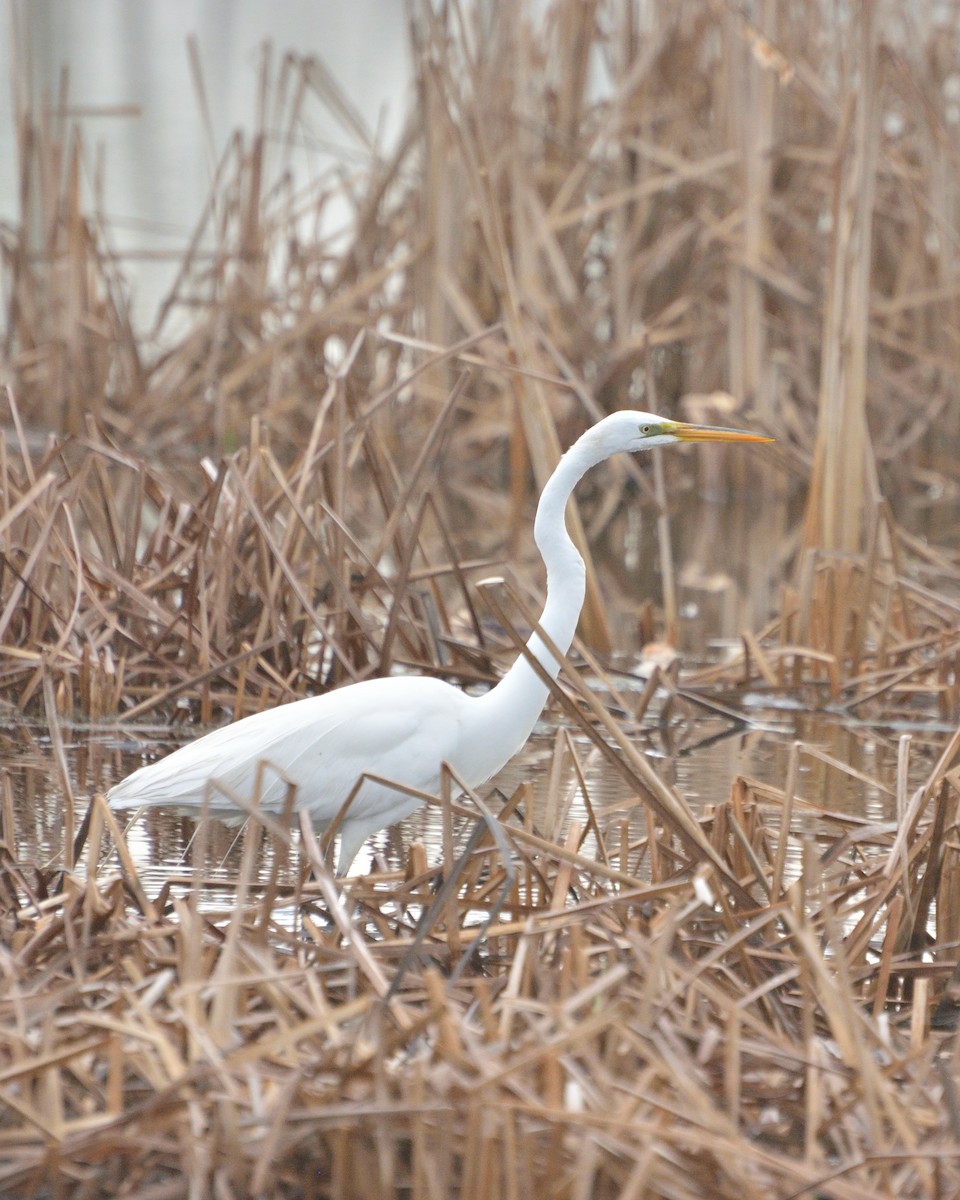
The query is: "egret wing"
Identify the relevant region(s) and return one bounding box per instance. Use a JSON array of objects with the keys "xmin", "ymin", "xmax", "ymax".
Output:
[{"xmin": 109, "ymin": 676, "xmax": 467, "ymax": 822}]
